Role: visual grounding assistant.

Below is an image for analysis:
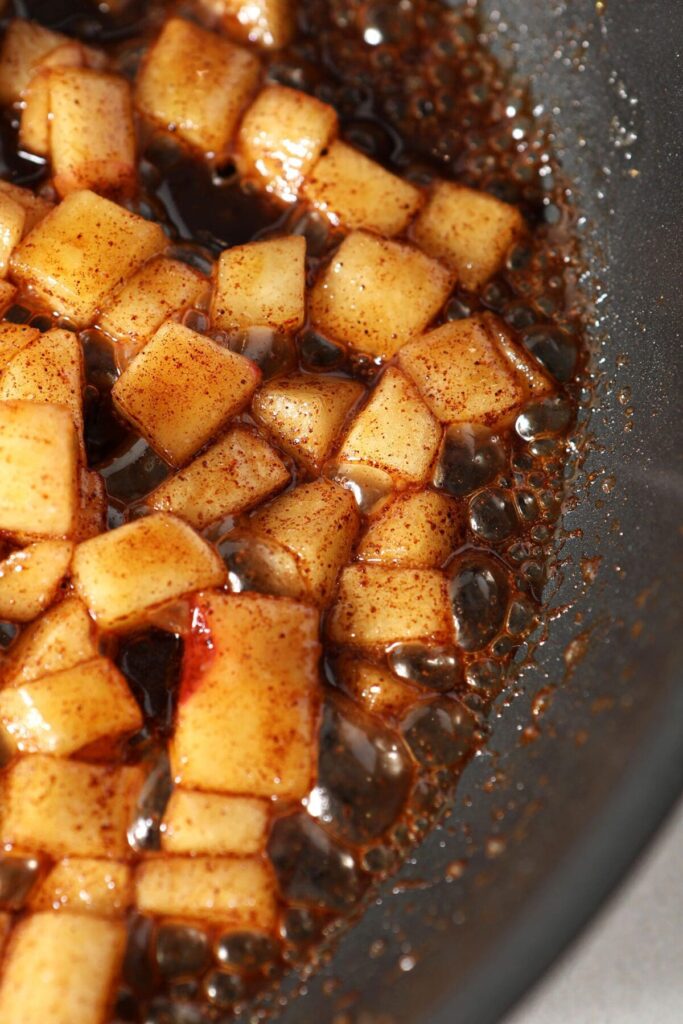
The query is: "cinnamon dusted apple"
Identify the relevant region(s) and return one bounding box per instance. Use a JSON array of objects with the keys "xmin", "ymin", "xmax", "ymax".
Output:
[
  {"xmin": 161, "ymin": 791, "xmax": 269, "ymax": 855},
  {"xmin": 357, "ymin": 490, "xmax": 463, "ymax": 569},
  {"xmin": 2, "ymin": 597, "xmax": 98, "ymax": 687},
  {"xmin": 28, "ymin": 859, "xmax": 133, "ymax": 917},
  {"xmin": 0, "ymin": 540, "xmax": 73, "ymax": 622},
  {"xmin": 199, "ymin": 0, "xmax": 295, "ymax": 49},
  {"xmin": 211, "ymin": 236, "xmax": 306, "ymax": 332}
]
